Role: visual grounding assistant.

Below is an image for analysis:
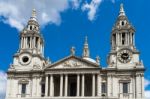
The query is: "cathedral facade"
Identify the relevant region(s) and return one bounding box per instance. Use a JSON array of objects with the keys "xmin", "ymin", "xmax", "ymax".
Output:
[{"xmin": 6, "ymin": 4, "xmax": 145, "ymax": 99}]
